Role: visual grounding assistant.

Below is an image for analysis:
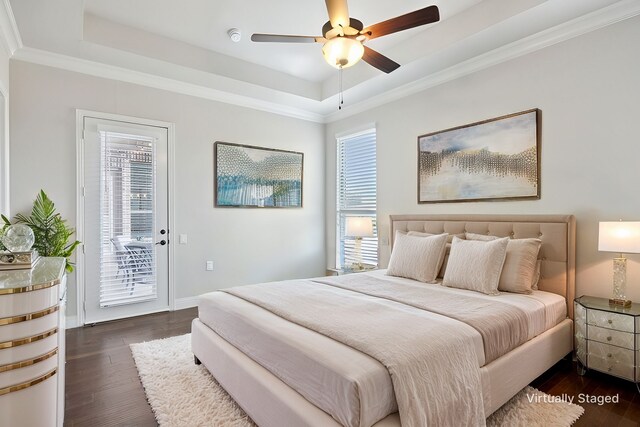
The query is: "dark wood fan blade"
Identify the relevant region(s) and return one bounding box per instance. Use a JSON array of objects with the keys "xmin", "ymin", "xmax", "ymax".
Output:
[
  {"xmin": 362, "ymin": 46, "xmax": 400, "ymax": 73},
  {"xmin": 251, "ymin": 34, "xmax": 323, "ymax": 43},
  {"xmin": 361, "ymin": 5, "xmax": 440, "ymax": 40},
  {"xmin": 325, "ymin": 0, "xmax": 350, "ymax": 28}
]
